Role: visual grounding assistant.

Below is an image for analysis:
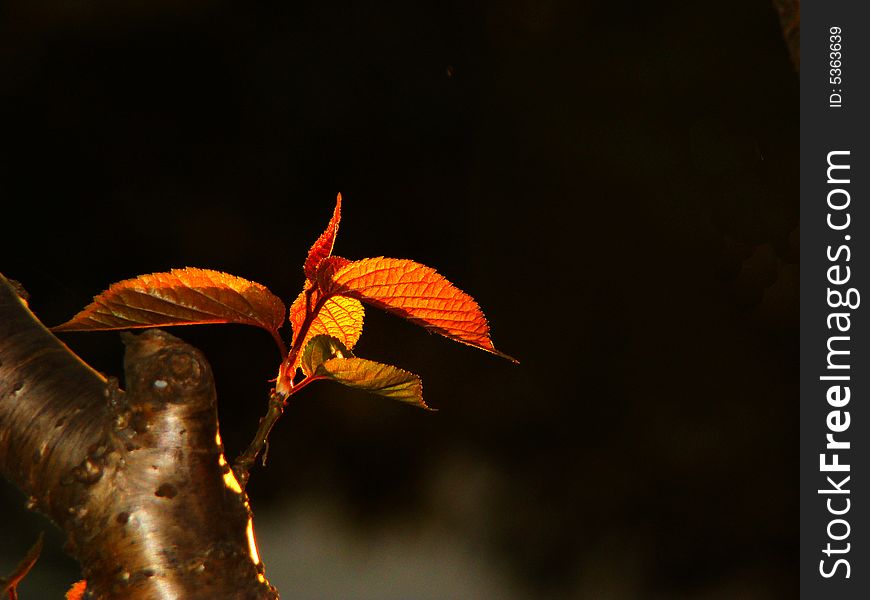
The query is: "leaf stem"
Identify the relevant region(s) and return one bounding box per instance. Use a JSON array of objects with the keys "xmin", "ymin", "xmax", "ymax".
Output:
[
  {"xmin": 270, "ymin": 330, "xmax": 288, "ymax": 357},
  {"xmin": 233, "ymin": 288, "xmax": 327, "ymax": 489},
  {"xmin": 282, "ymin": 288, "xmax": 328, "ymax": 389},
  {"xmin": 285, "ymin": 373, "xmax": 321, "ymax": 395}
]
